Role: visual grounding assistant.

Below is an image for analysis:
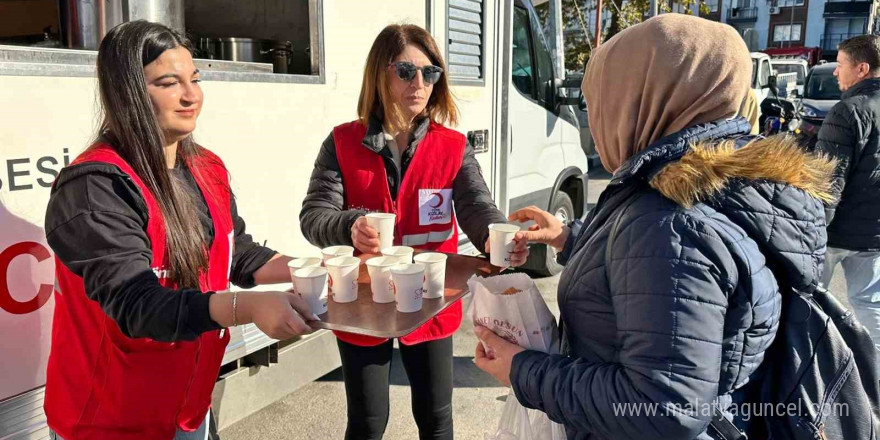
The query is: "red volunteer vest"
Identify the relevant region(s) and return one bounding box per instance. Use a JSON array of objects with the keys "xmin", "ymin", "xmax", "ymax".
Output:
[
  {"xmin": 45, "ymin": 144, "xmax": 234, "ymax": 440},
  {"xmin": 333, "ymin": 121, "xmax": 465, "ymax": 346}
]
